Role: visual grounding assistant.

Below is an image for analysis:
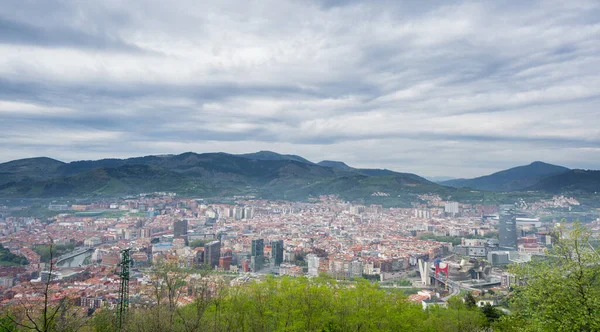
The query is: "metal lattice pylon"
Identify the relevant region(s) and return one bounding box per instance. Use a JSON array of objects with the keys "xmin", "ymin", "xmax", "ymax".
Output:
[{"xmin": 117, "ymin": 248, "xmax": 132, "ymax": 329}]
